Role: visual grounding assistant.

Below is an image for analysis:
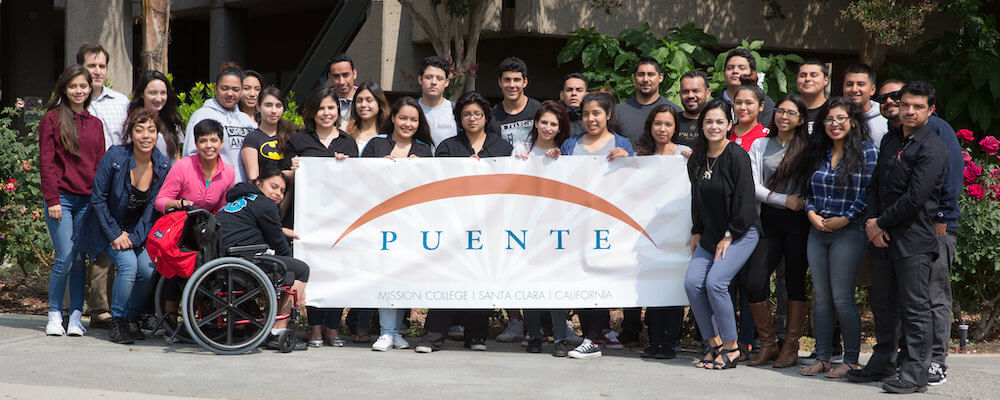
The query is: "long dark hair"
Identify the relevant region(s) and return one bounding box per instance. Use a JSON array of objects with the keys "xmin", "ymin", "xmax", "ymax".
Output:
[
  {"xmin": 635, "ymin": 104, "xmax": 680, "ymax": 156},
  {"xmin": 786, "ymin": 96, "xmax": 867, "ymax": 189},
  {"xmin": 687, "ymin": 99, "xmax": 732, "ymax": 181},
  {"xmin": 765, "ymin": 94, "xmax": 810, "ymax": 192},
  {"xmin": 128, "ymin": 70, "xmax": 182, "ymax": 158},
  {"xmin": 258, "ymin": 86, "xmax": 299, "ymax": 152},
  {"xmin": 302, "ymin": 86, "xmax": 339, "ymax": 131},
  {"xmin": 45, "ymin": 65, "xmax": 93, "ymax": 157},
  {"xmin": 347, "ymin": 81, "xmax": 390, "ymax": 138},
  {"xmin": 580, "ymin": 92, "xmax": 619, "ymax": 134},
  {"xmin": 387, "ymin": 97, "xmax": 434, "ymax": 146},
  {"xmin": 528, "ymin": 100, "xmax": 571, "ymax": 149}
]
